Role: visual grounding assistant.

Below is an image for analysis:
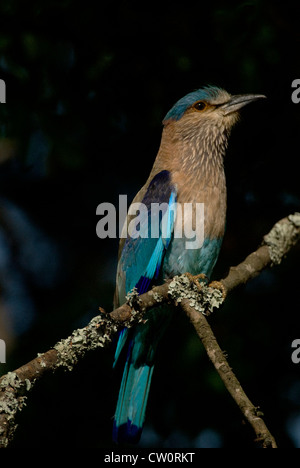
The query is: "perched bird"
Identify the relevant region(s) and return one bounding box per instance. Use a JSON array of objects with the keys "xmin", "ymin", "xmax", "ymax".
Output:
[{"xmin": 113, "ymin": 86, "xmax": 266, "ymax": 444}]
